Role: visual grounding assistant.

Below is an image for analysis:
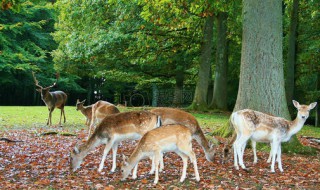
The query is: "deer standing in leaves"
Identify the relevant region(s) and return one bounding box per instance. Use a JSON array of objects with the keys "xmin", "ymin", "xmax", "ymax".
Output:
[
  {"xmin": 70, "ymin": 111, "xmax": 161, "ymax": 173},
  {"xmin": 230, "ymin": 100, "xmax": 317, "ymax": 172},
  {"xmin": 121, "ymin": 124, "xmax": 200, "ymax": 184},
  {"xmin": 32, "ymin": 72, "xmax": 67, "ymax": 126}
]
